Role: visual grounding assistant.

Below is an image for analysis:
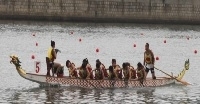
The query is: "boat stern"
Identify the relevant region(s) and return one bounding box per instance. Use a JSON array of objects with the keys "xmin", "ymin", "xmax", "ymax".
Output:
[{"xmin": 176, "ymin": 59, "xmax": 189, "ymax": 80}]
